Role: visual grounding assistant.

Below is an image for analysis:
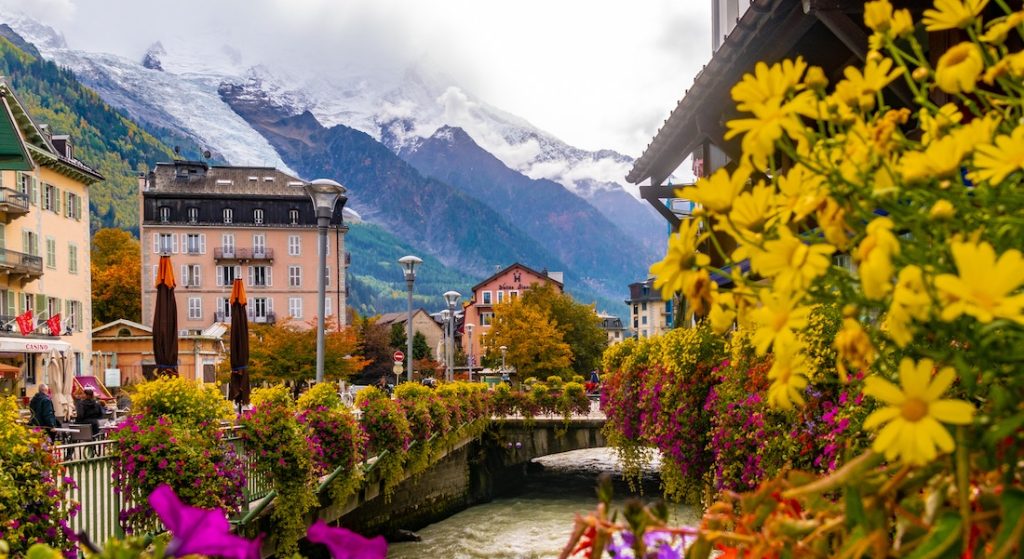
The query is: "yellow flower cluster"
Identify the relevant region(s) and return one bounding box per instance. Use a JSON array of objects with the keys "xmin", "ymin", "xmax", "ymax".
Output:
[{"xmin": 646, "ymin": 0, "xmax": 1024, "ymax": 466}]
